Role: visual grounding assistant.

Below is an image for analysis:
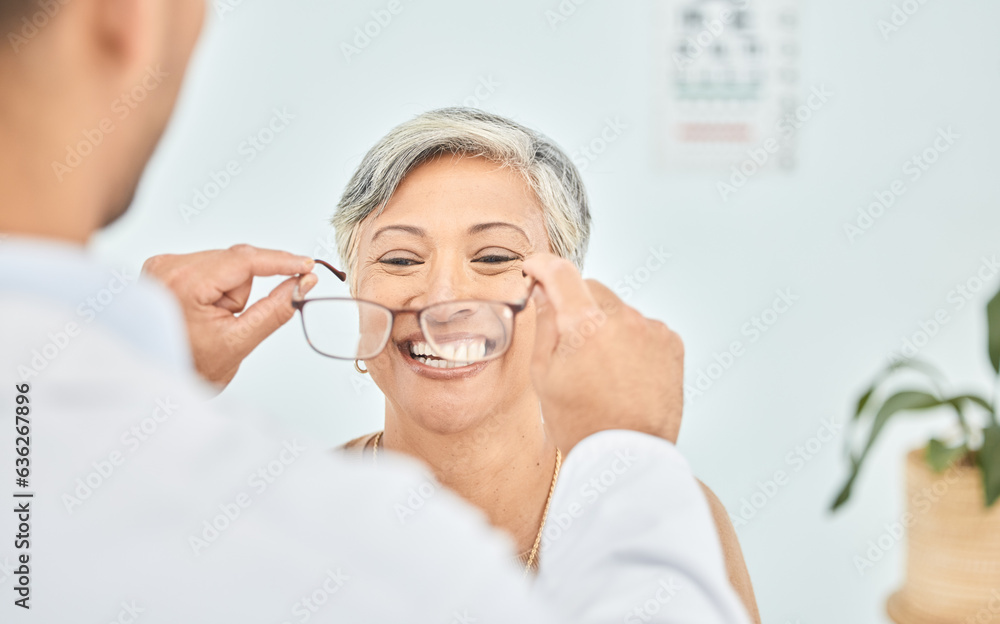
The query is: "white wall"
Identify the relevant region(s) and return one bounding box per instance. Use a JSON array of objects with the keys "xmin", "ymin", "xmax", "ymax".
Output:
[{"xmin": 93, "ymin": 1, "xmax": 1000, "ymax": 622}]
